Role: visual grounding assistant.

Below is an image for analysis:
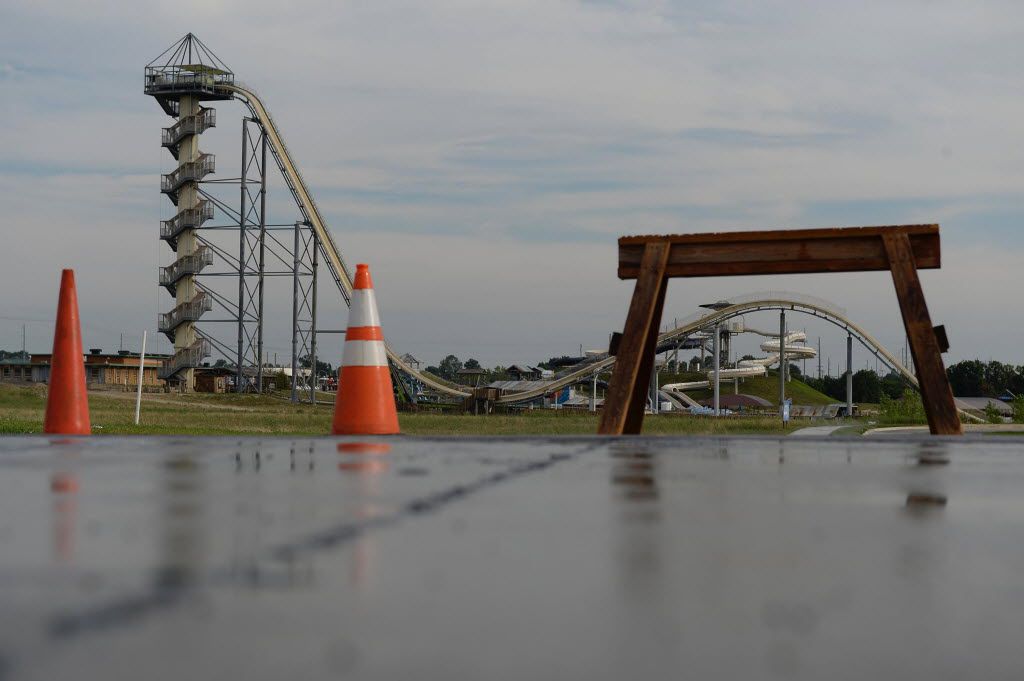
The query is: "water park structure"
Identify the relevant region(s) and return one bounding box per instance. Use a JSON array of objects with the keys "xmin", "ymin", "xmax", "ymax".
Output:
[{"xmin": 144, "ymin": 34, "xmax": 963, "ymax": 425}]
